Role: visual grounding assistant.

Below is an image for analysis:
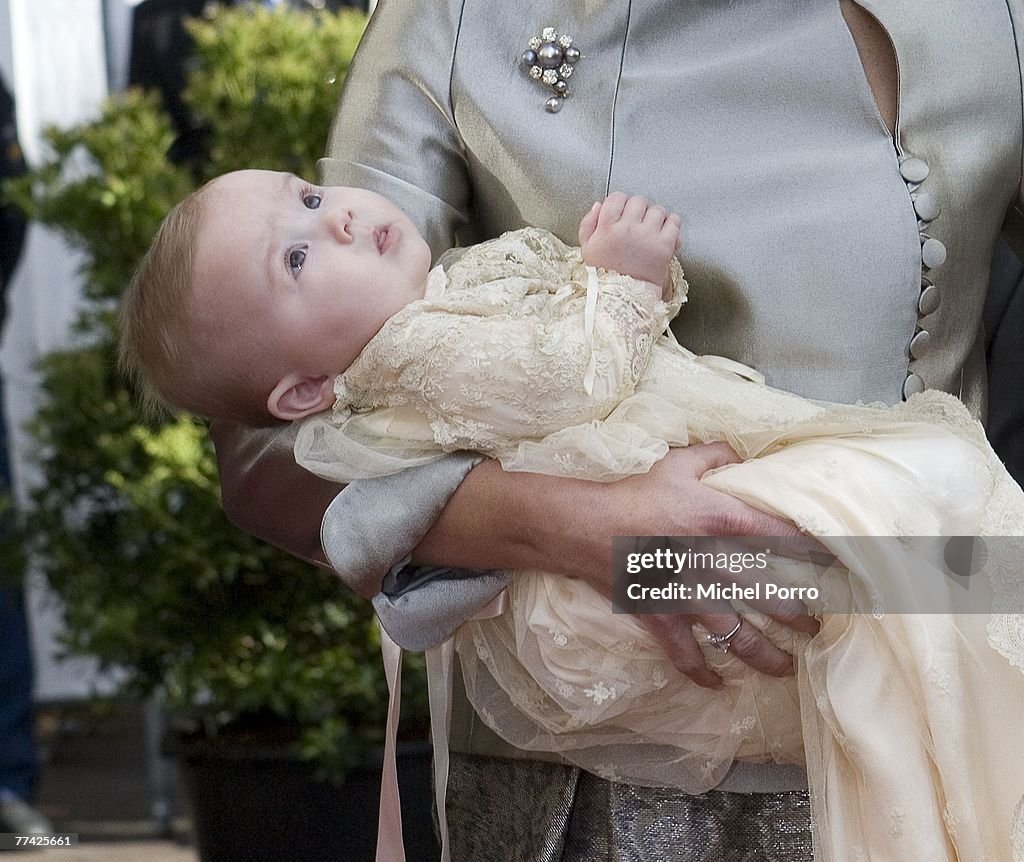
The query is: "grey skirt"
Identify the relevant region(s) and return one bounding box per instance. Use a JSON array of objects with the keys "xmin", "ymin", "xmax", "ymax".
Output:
[{"xmin": 445, "ymin": 753, "xmax": 813, "ymax": 862}]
